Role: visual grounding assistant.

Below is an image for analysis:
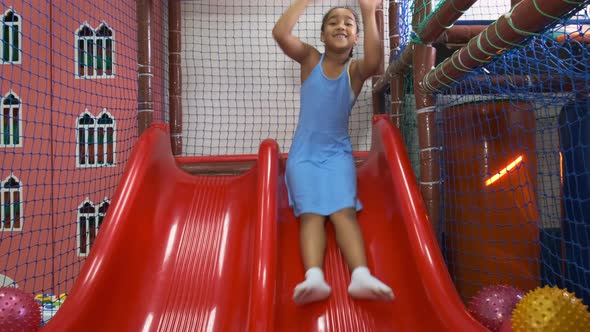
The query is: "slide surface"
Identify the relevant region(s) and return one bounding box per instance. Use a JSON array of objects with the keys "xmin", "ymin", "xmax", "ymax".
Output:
[{"xmin": 41, "ymin": 116, "xmax": 488, "ymax": 332}]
